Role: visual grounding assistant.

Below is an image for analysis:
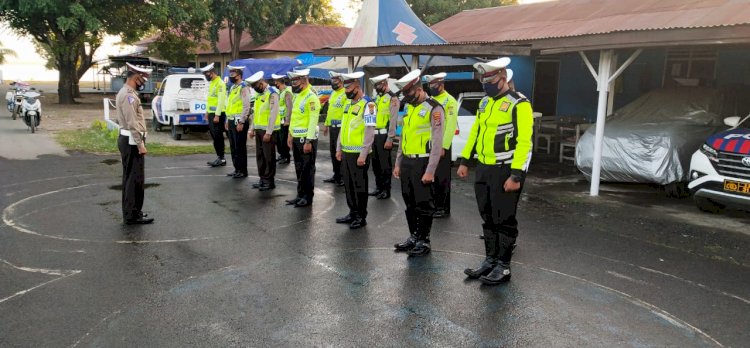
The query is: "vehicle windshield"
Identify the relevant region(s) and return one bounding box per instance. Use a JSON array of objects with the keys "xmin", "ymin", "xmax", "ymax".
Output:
[
  {"xmin": 459, "ymin": 97, "xmax": 482, "ymax": 116},
  {"xmin": 738, "ymin": 114, "xmax": 750, "ymax": 128}
]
